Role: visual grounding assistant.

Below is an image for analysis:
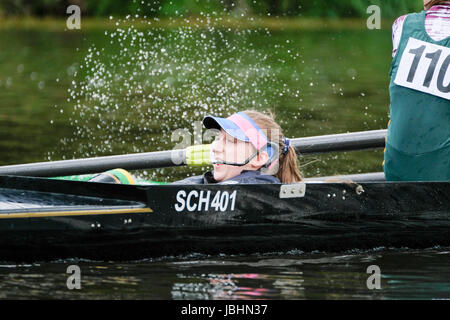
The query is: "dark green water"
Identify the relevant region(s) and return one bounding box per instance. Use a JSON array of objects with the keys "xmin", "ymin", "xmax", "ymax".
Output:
[
  {"xmin": 0, "ymin": 19, "xmax": 447, "ymax": 300},
  {"xmin": 0, "ymin": 248, "xmax": 449, "ymax": 299}
]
